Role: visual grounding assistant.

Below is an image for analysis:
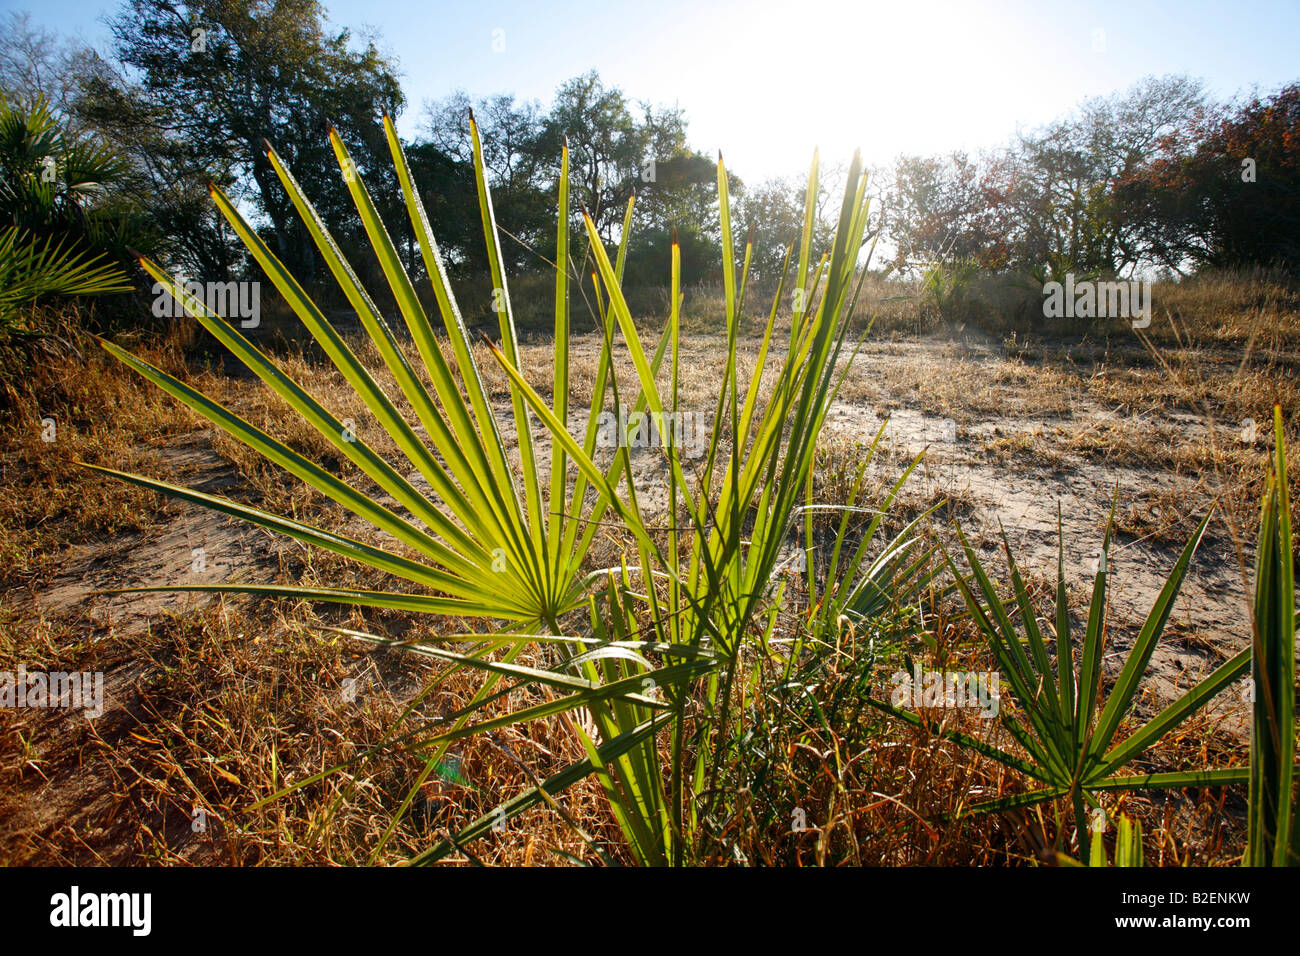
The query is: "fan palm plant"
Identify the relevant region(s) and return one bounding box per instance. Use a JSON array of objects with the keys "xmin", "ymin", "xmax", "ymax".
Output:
[
  {"xmin": 0, "ymin": 94, "xmax": 140, "ymax": 335},
  {"xmin": 0, "ymin": 94, "xmax": 134, "ymax": 239},
  {"xmin": 0, "ymin": 225, "xmax": 132, "ymax": 334},
  {"xmin": 870, "ymin": 406, "xmax": 1299, "ymax": 865},
  {"xmin": 866, "ymin": 504, "xmax": 1252, "ymax": 859},
  {"xmin": 95, "ymin": 108, "xmax": 899, "ymax": 864},
  {"xmin": 798, "ymin": 425, "xmax": 944, "ymax": 655},
  {"xmin": 920, "ymin": 255, "xmax": 979, "ymax": 321}
]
